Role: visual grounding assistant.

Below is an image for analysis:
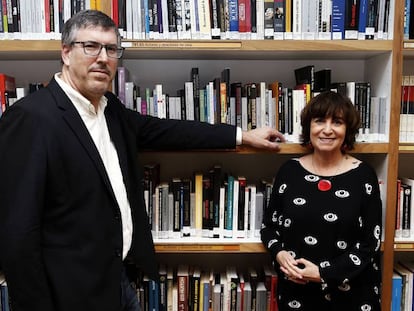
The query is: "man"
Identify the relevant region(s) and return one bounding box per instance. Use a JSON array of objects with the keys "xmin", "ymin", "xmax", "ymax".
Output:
[{"xmin": 0, "ymin": 10, "xmax": 284, "ymax": 311}]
